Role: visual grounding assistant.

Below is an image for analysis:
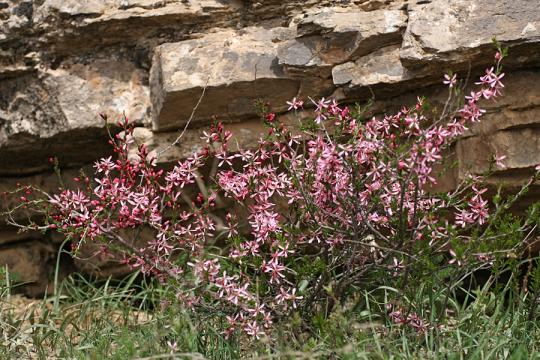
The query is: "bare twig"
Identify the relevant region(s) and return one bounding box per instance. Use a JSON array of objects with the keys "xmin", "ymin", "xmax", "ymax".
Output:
[{"xmin": 156, "ymin": 79, "xmax": 210, "ymax": 159}]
